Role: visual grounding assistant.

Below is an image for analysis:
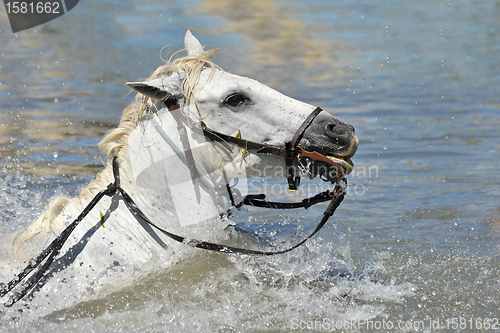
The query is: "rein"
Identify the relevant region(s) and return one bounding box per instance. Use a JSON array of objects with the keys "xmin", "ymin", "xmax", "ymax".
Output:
[{"xmin": 1, "ymin": 105, "xmax": 347, "ymax": 307}]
